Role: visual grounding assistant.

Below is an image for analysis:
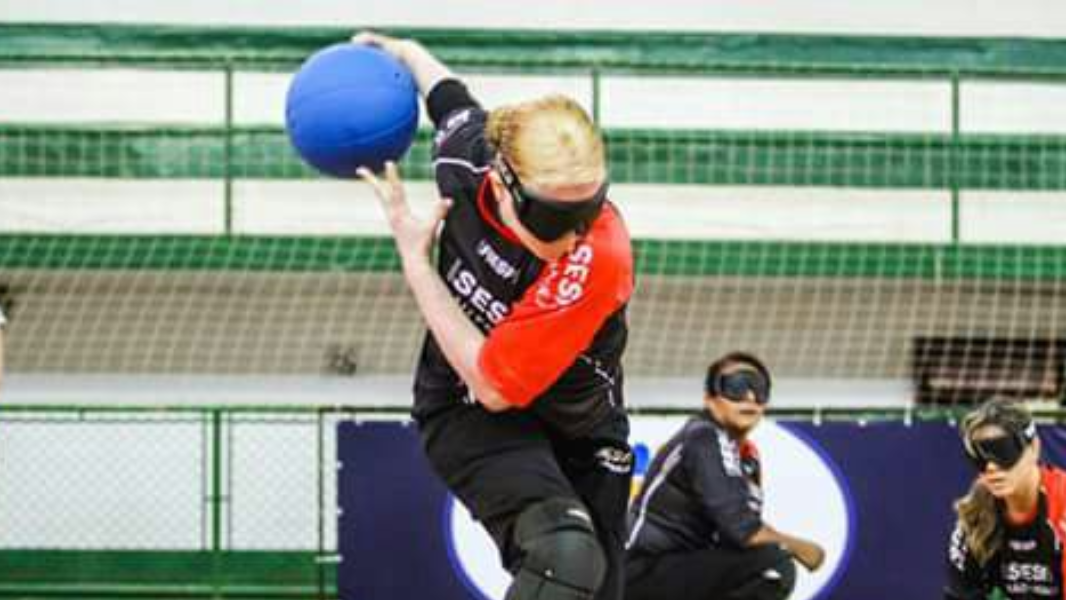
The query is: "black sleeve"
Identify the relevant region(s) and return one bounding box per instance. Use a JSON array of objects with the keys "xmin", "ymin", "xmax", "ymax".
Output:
[
  {"xmin": 944, "ymin": 523, "xmax": 990, "ymax": 600},
  {"xmin": 426, "ymin": 79, "xmax": 481, "ymax": 129},
  {"xmin": 685, "ymin": 424, "xmax": 763, "ymax": 547}
]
